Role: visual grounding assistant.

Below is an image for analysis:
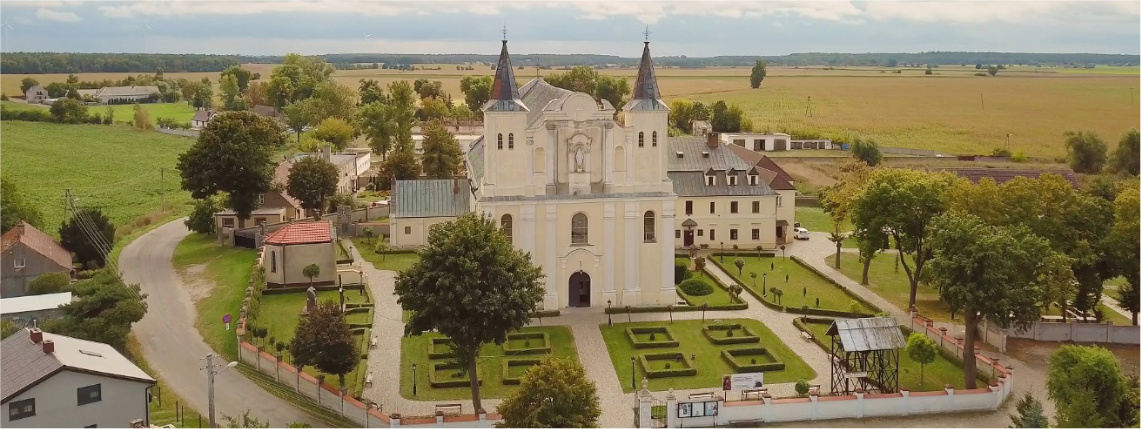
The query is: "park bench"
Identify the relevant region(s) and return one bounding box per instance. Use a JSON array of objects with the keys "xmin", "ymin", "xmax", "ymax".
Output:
[
  {"xmin": 801, "ymin": 330, "xmax": 814, "ymax": 341},
  {"xmin": 435, "ymin": 403, "xmax": 463, "ymax": 416},
  {"xmin": 688, "ymin": 392, "xmax": 714, "ymax": 400}
]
